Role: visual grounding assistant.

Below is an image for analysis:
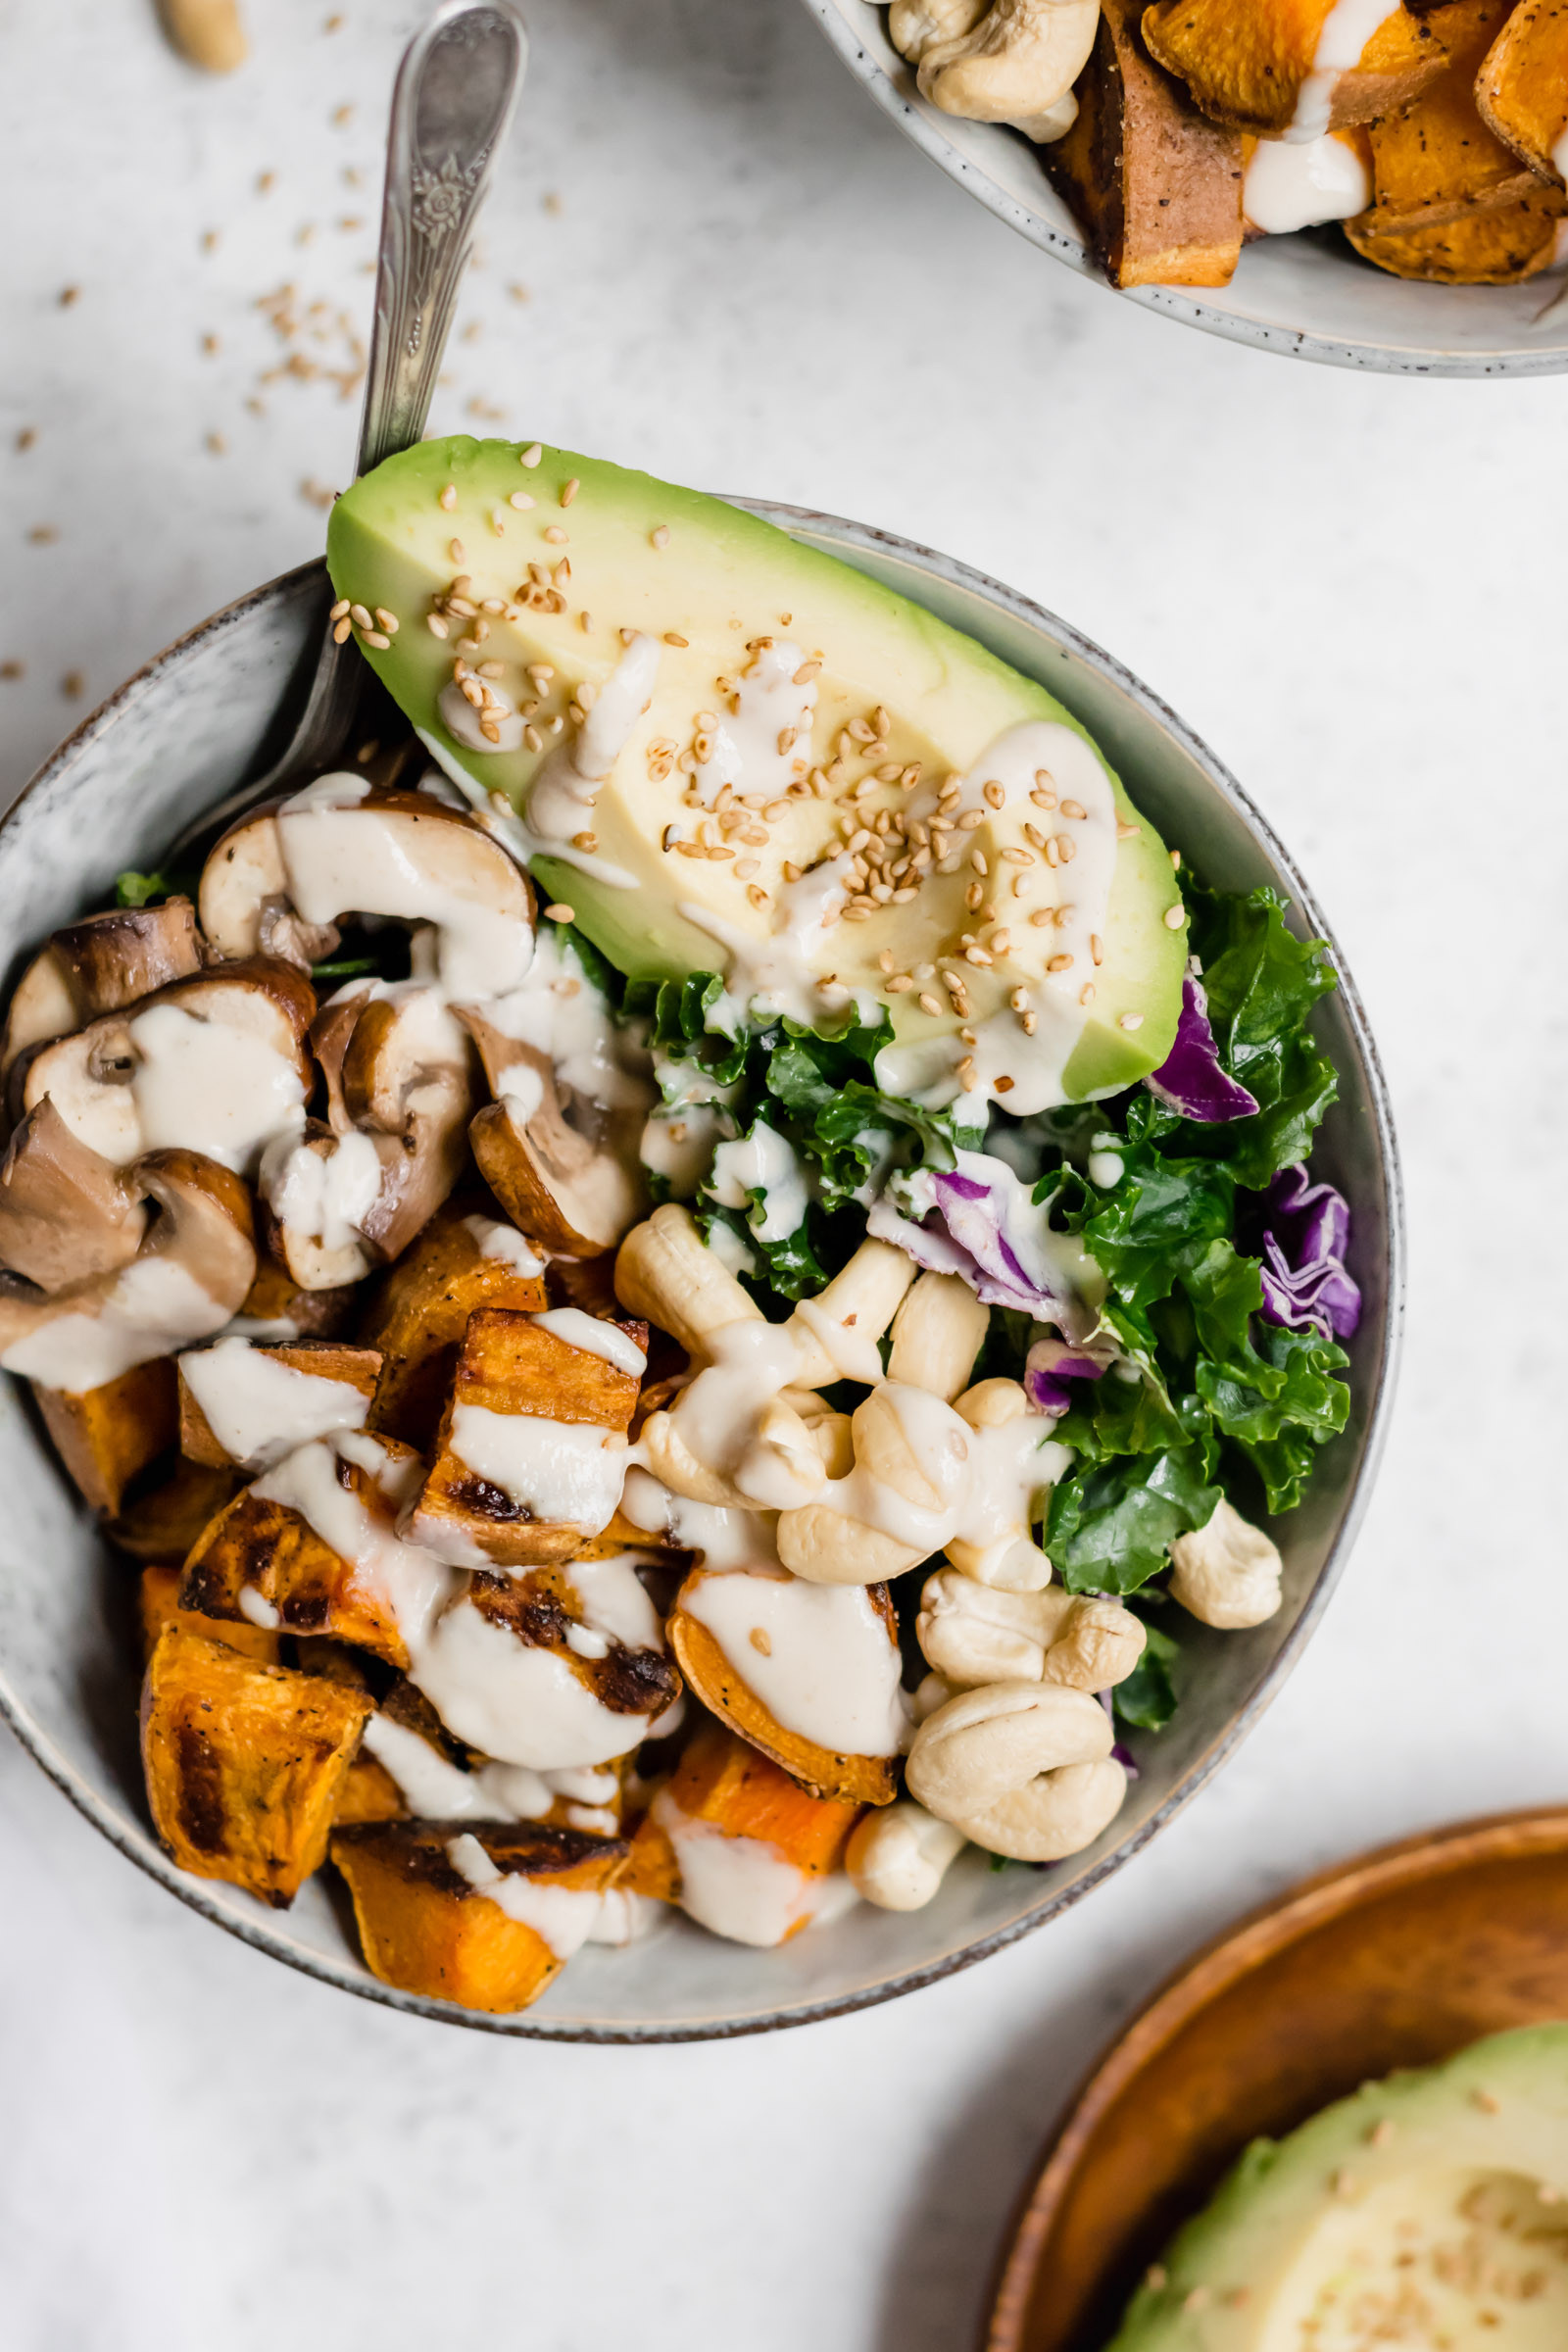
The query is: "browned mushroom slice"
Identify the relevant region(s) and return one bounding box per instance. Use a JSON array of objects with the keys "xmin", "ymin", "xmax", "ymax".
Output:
[
  {"xmin": 0, "ymin": 898, "xmax": 202, "ymax": 1086},
  {"xmin": 180, "ymin": 1431, "xmax": 428, "ymax": 1666},
  {"xmin": 258, "ymin": 1123, "xmax": 376, "ymax": 1293},
  {"xmin": 177, "ymin": 1339, "xmax": 383, "ymax": 1470},
  {"xmin": 20, "ymin": 956, "xmax": 316, "ymax": 1176},
  {"xmin": 668, "ymin": 1568, "xmax": 904, "ymax": 1806},
  {"xmin": 462, "ymin": 1011, "xmax": 648, "ymax": 1258},
  {"xmin": 199, "ymin": 783, "xmax": 535, "ymax": 994},
  {"xmin": 407, "ymin": 1305, "xmax": 645, "ymax": 1568},
  {"xmin": 0, "ymin": 1099, "xmax": 149, "ymax": 1292},
  {"xmin": 360, "ymin": 1201, "xmax": 549, "ymax": 1448}
]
